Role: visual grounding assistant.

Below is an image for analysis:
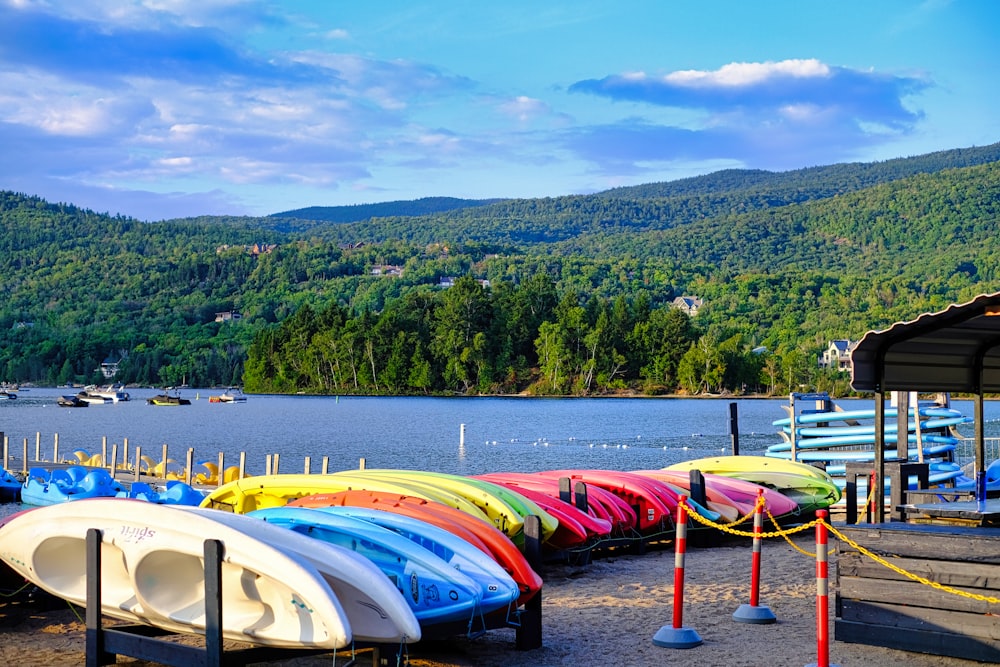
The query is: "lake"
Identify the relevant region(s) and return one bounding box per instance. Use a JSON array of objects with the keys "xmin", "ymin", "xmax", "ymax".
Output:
[{"xmin": 4, "ymin": 388, "xmax": 998, "ymax": 479}]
